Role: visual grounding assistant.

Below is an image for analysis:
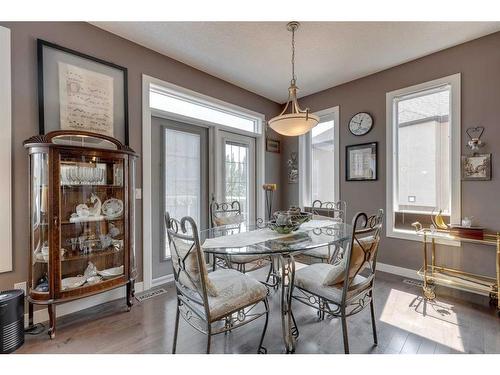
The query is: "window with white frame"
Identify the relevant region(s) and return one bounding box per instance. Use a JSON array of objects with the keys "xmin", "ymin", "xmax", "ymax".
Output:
[
  {"xmin": 299, "ymin": 107, "xmax": 340, "ymax": 207},
  {"xmin": 386, "ymin": 74, "xmax": 461, "ymax": 239},
  {"xmin": 150, "ymin": 85, "xmax": 261, "ymax": 134}
]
